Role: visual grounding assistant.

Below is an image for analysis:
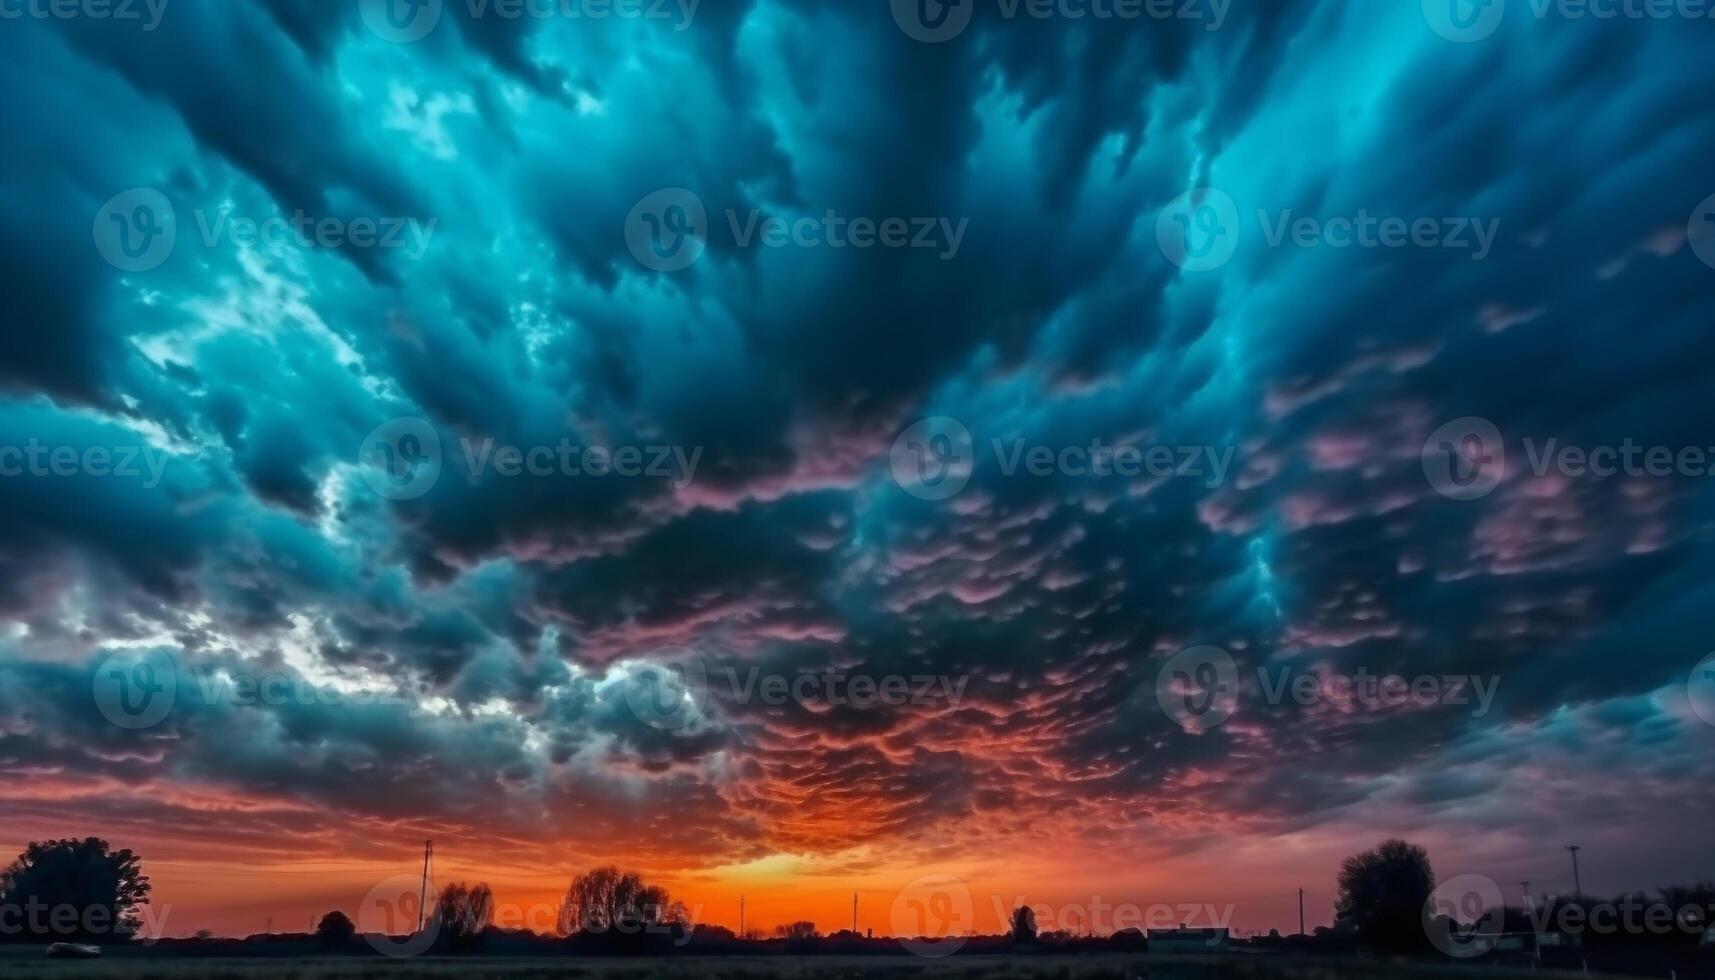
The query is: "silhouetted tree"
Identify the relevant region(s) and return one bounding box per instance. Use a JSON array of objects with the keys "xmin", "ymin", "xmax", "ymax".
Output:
[
  {"xmin": 1010, "ymin": 905, "xmax": 1038, "ymax": 943},
  {"xmin": 1660, "ymin": 879, "xmax": 1715, "ymax": 934},
  {"xmin": 1529, "ymin": 883, "xmax": 1715, "ymax": 949},
  {"xmin": 556, "ymin": 867, "xmax": 685, "ymax": 937},
  {"xmin": 1335, "ymin": 839, "xmax": 1435, "ymax": 952},
  {"xmin": 0, "ymin": 838, "xmax": 151, "ymax": 943},
  {"xmin": 774, "ymin": 920, "xmax": 820, "ymax": 940},
  {"xmin": 315, "ymin": 910, "xmax": 356, "ymax": 949},
  {"xmin": 432, "ymin": 882, "xmax": 493, "ymax": 951}
]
